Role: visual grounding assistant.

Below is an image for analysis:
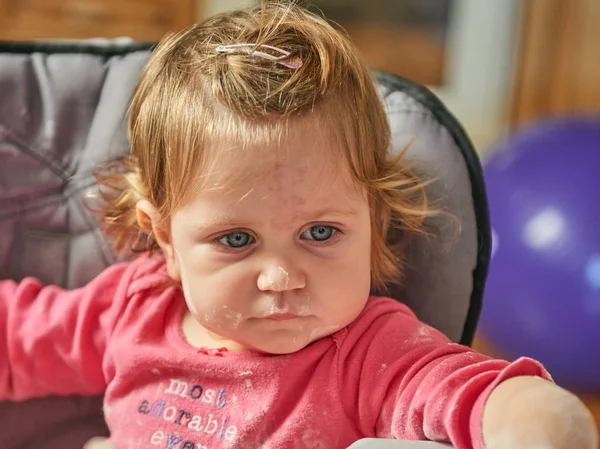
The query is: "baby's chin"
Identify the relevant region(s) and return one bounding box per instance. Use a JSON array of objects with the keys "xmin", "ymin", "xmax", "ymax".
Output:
[
  {"xmin": 201, "ymin": 319, "xmax": 345, "ymax": 355},
  {"xmin": 242, "ymin": 327, "xmax": 343, "ymax": 355},
  {"xmin": 198, "ymin": 326, "xmax": 313, "ymax": 355},
  {"xmin": 245, "ymin": 340, "xmax": 314, "ymax": 355}
]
